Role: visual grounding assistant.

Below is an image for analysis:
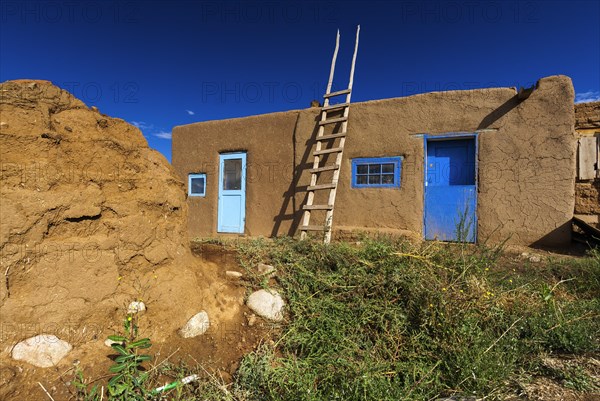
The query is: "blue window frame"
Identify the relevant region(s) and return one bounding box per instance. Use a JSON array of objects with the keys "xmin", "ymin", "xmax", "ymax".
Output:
[
  {"xmin": 351, "ymin": 157, "xmax": 402, "ymax": 188},
  {"xmin": 188, "ymin": 173, "xmax": 206, "ymax": 197}
]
